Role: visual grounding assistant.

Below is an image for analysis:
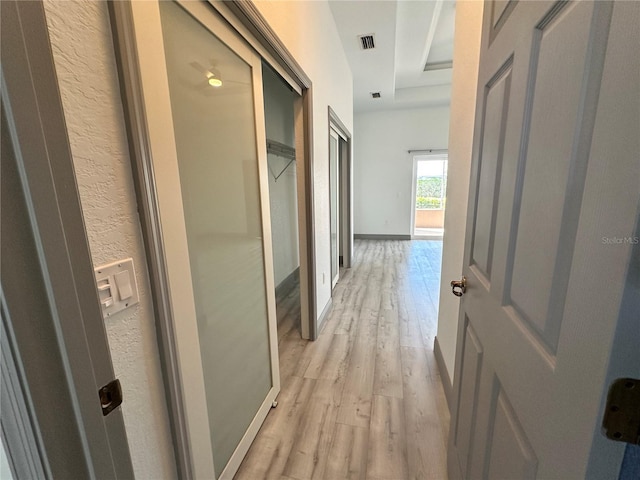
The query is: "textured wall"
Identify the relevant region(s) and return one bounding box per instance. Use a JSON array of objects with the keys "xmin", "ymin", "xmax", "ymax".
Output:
[
  {"xmin": 353, "ymin": 106, "xmax": 450, "ymax": 236},
  {"xmin": 253, "ymin": 0, "xmax": 354, "ymax": 320},
  {"xmin": 42, "ymin": 1, "xmax": 177, "ymax": 477}
]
